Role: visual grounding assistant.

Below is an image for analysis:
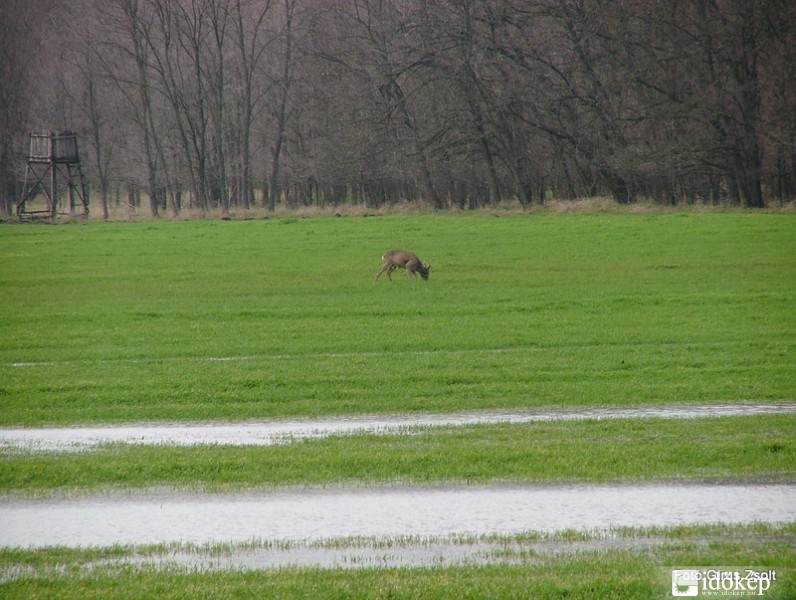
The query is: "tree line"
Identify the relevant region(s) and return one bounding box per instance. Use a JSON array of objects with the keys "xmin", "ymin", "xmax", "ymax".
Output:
[{"xmin": 1, "ymin": 0, "xmax": 794, "ymax": 217}]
